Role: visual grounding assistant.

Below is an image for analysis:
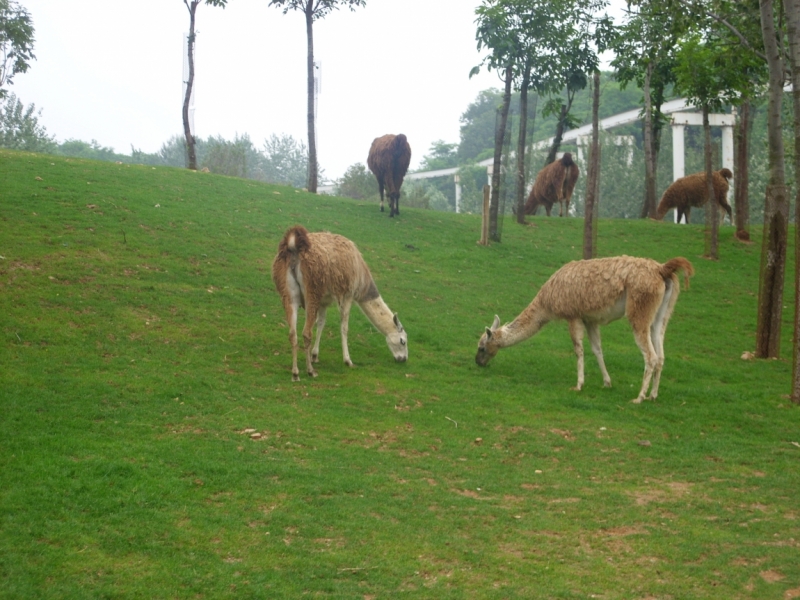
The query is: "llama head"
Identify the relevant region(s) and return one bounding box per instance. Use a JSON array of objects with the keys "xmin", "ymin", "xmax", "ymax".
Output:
[
  {"xmin": 475, "ymin": 315, "xmax": 502, "ymax": 366},
  {"xmin": 386, "ymin": 313, "xmax": 408, "ymax": 362}
]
